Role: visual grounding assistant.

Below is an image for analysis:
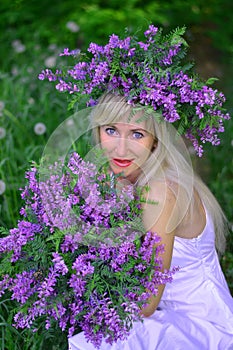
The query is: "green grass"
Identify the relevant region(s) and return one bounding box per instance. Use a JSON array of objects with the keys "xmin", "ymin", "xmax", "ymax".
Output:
[{"xmin": 0, "ymin": 297, "xmax": 68, "ymax": 350}]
